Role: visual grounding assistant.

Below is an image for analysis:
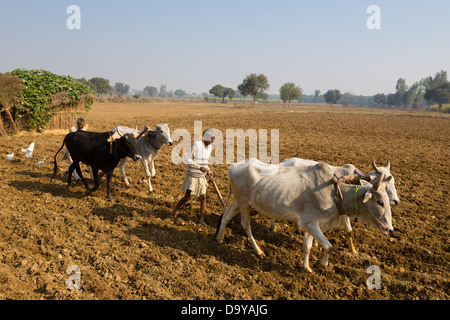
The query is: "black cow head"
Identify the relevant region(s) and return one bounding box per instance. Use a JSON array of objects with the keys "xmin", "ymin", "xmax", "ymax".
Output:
[{"xmin": 114, "ymin": 133, "xmax": 141, "ymax": 161}]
